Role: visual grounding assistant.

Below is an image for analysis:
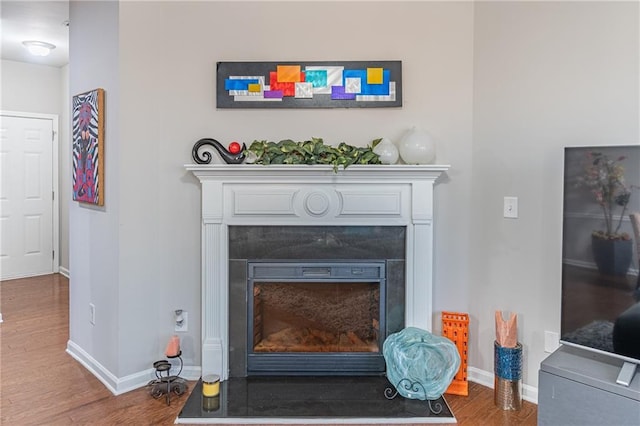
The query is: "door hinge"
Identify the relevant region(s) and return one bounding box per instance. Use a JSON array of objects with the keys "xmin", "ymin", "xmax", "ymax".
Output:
[
  {"xmin": 52, "ymin": 191, "xmax": 55, "ymax": 201},
  {"xmin": 52, "ymin": 250, "xmax": 55, "ymax": 260},
  {"xmin": 52, "ymin": 130, "xmax": 56, "ymax": 141}
]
